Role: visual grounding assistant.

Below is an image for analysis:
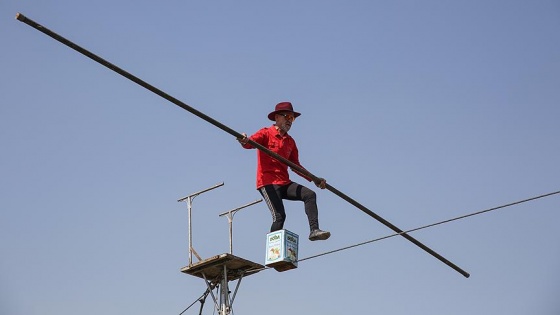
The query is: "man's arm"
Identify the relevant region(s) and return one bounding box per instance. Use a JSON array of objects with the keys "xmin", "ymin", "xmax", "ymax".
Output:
[
  {"xmin": 289, "ymin": 142, "xmax": 327, "ymax": 189},
  {"xmin": 237, "ymin": 128, "xmax": 267, "ymax": 149}
]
